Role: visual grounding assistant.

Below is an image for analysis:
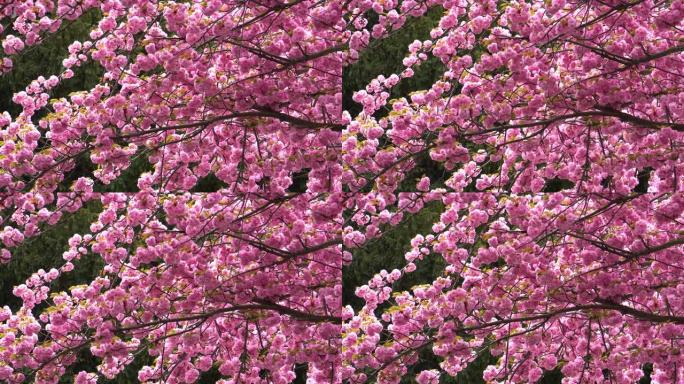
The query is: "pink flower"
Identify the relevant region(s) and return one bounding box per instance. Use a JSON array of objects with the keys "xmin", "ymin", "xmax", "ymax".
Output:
[
  {"xmin": 416, "ymin": 370, "xmax": 440, "ymax": 384},
  {"xmin": 416, "ymin": 176, "xmax": 430, "ymax": 192},
  {"xmin": 2, "ymin": 35, "xmax": 25, "ymax": 55},
  {"xmin": 75, "ymin": 371, "xmax": 98, "ymax": 384}
]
